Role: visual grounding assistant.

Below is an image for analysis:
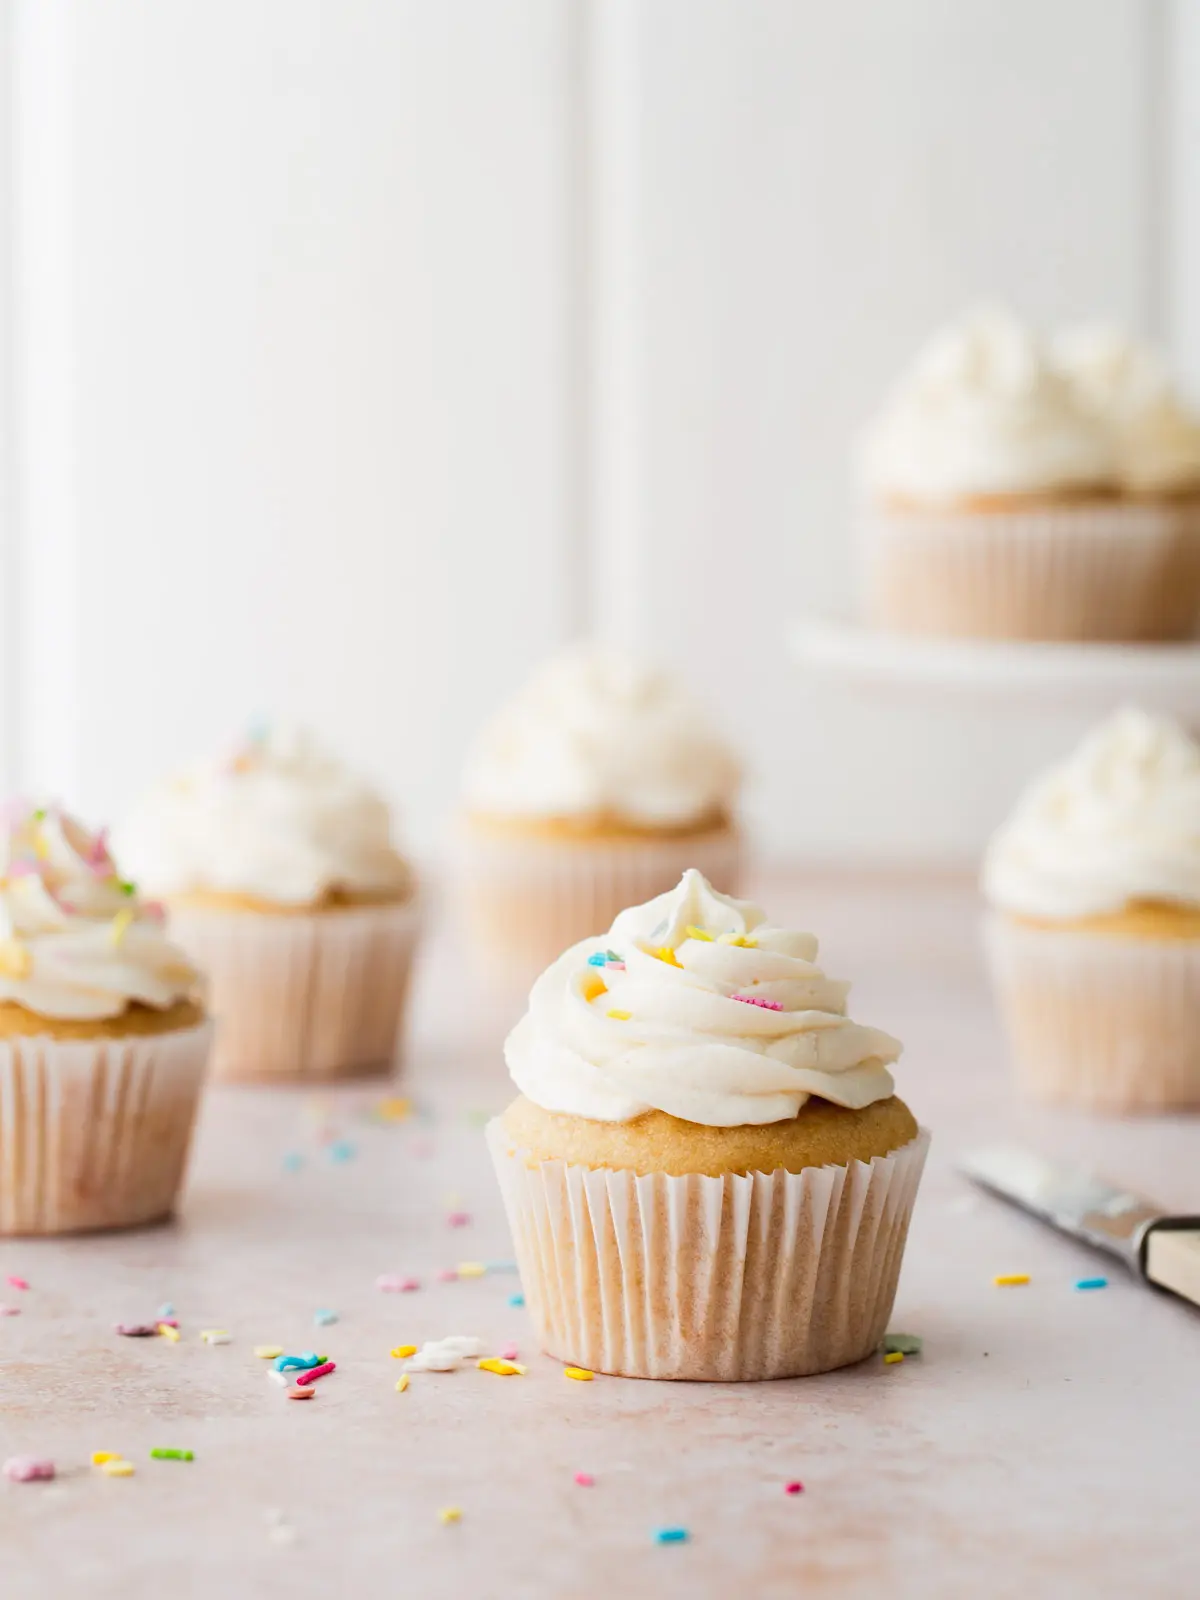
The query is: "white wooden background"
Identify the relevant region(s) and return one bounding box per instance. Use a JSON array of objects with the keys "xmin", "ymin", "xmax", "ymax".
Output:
[{"xmin": 0, "ymin": 0, "xmax": 1190, "ymax": 864}]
